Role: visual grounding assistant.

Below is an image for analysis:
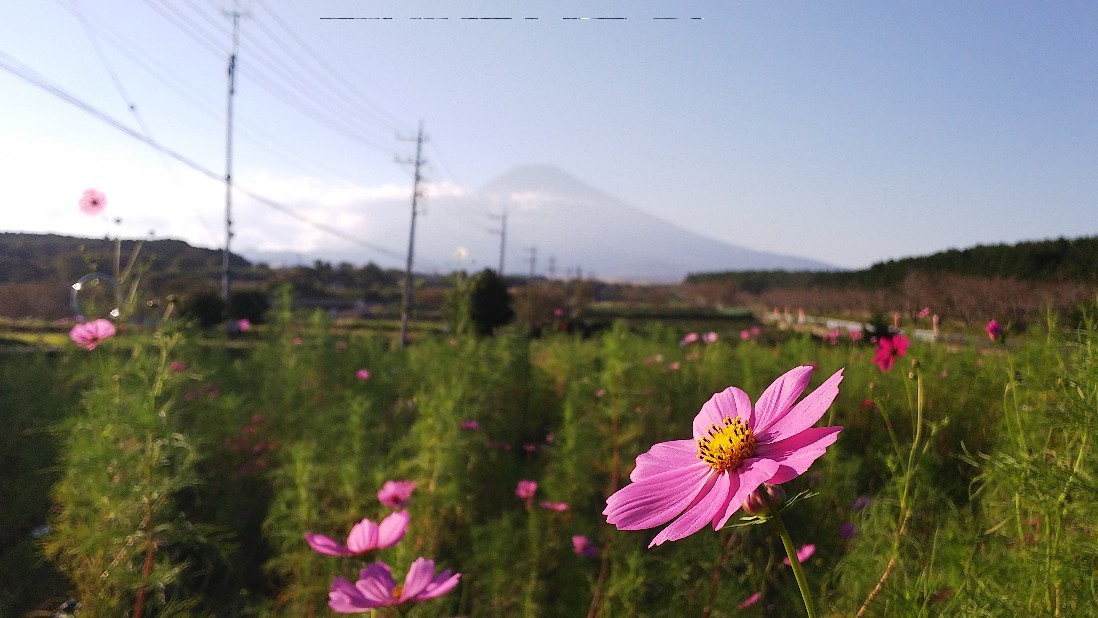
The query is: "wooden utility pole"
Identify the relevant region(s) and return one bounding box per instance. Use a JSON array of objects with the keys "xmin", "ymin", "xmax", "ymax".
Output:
[{"xmin": 397, "ymin": 122, "xmax": 427, "ymax": 347}]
